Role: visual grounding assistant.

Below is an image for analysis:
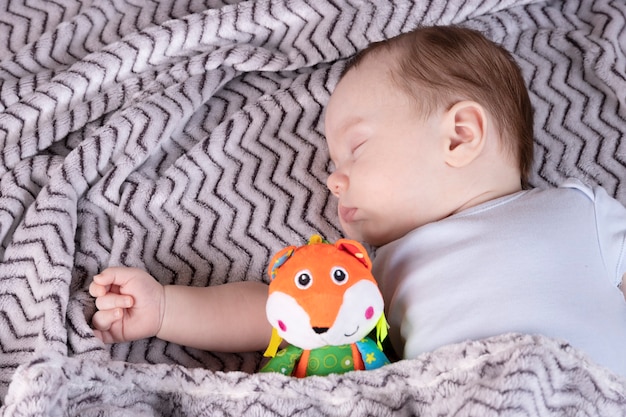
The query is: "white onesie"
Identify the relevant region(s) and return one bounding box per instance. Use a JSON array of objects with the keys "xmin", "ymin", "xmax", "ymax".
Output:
[{"xmin": 373, "ymin": 179, "xmax": 626, "ymax": 376}]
